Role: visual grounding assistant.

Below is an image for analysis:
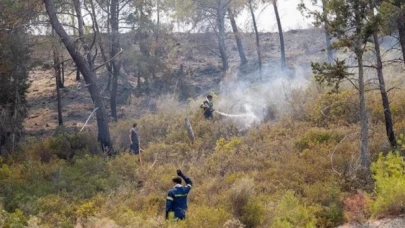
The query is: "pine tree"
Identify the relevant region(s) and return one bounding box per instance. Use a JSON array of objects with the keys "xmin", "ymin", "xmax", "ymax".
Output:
[
  {"xmin": 0, "ymin": 0, "xmax": 39, "ymax": 154},
  {"xmin": 311, "ymin": 0, "xmax": 372, "ymax": 172}
]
